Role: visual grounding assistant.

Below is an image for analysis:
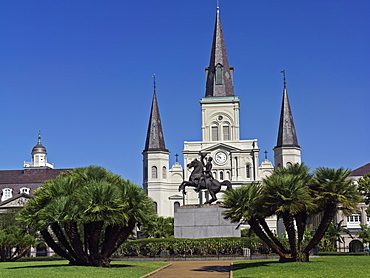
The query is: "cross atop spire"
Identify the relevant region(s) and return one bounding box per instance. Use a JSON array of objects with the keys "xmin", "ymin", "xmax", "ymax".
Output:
[
  {"xmin": 276, "ymin": 70, "xmax": 299, "ymax": 148},
  {"xmin": 205, "ymin": 5, "xmax": 234, "ymax": 97},
  {"xmin": 144, "ymin": 76, "xmax": 168, "ymax": 152},
  {"xmin": 152, "ymin": 74, "xmax": 156, "ymax": 93},
  {"xmin": 37, "ymin": 130, "xmax": 42, "ymax": 144}
]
